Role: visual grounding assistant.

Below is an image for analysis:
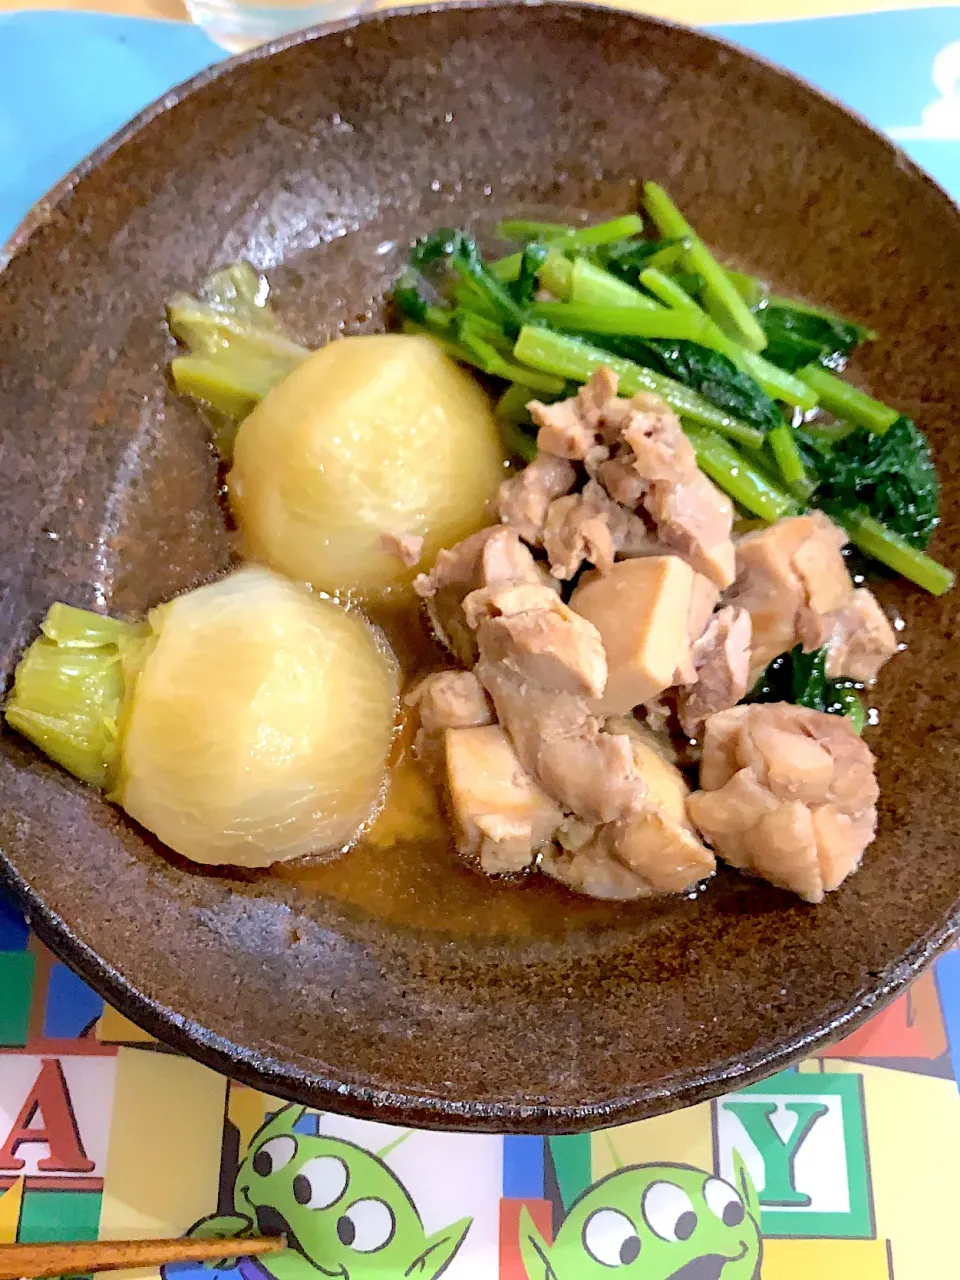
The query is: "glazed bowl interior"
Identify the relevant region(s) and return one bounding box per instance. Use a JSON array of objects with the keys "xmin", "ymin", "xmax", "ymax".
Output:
[{"xmin": 1, "ymin": 1, "xmax": 958, "ymax": 1133}]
